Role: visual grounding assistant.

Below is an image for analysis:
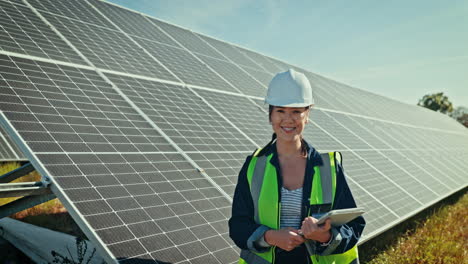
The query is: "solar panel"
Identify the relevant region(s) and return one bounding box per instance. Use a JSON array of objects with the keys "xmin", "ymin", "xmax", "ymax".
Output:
[
  {"xmin": 239, "ymin": 66, "xmax": 274, "ymax": 88},
  {"xmin": 0, "ymin": 1, "xmax": 467, "ymax": 263},
  {"xmin": 134, "ymin": 39, "xmax": 235, "ymax": 92},
  {"xmin": 382, "ymin": 150, "xmax": 450, "ymax": 196},
  {"xmin": 312, "ymin": 110, "xmax": 372, "ymax": 150},
  {"xmin": 343, "ymin": 151, "xmax": 421, "ymax": 217},
  {"xmin": 195, "ymin": 56, "xmax": 267, "ymax": 96},
  {"xmin": 193, "ymin": 92, "xmax": 271, "ymax": 146},
  {"xmin": 0, "ymin": 54, "xmax": 239, "ymax": 263},
  {"xmin": 234, "ymin": 46, "xmax": 284, "ymax": 74},
  {"xmin": 91, "ymin": 0, "xmax": 181, "ymax": 47},
  {"xmin": 0, "ymin": 1, "xmax": 85, "ymax": 64},
  {"xmin": 146, "ymin": 17, "xmax": 225, "ymax": 60},
  {"xmin": 26, "ymin": 0, "xmax": 115, "ymax": 28},
  {"xmin": 0, "ymin": 124, "xmax": 26, "ymax": 161},
  {"xmin": 343, "ymin": 168, "xmax": 398, "ymax": 236},
  {"xmin": 42, "ymin": 12, "xmax": 178, "ymax": 81},
  {"xmin": 188, "ymin": 152, "xmax": 248, "ymax": 197},
  {"xmin": 196, "ymin": 33, "xmax": 262, "ymax": 70},
  {"xmin": 324, "ymin": 112, "xmax": 391, "ymax": 150},
  {"xmin": 103, "ymin": 73, "xmax": 255, "ymax": 152}
]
